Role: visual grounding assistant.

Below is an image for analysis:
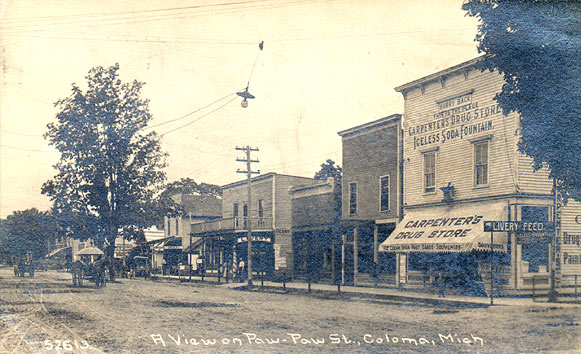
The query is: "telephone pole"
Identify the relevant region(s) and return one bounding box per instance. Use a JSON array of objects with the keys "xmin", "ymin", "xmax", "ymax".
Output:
[{"xmin": 236, "ymin": 145, "xmax": 260, "ymax": 288}]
